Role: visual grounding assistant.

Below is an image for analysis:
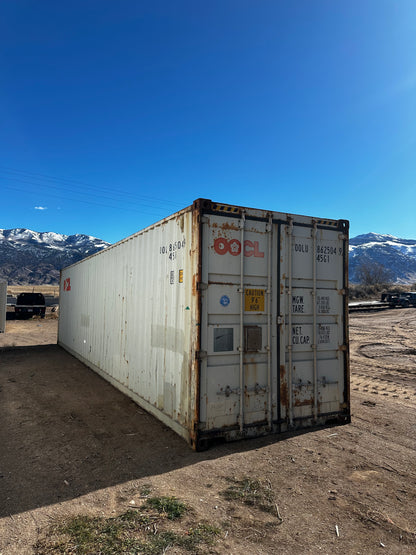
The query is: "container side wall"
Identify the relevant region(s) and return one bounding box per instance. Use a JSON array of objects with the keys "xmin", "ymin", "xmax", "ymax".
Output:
[{"xmin": 59, "ymin": 209, "xmax": 196, "ymax": 443}]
